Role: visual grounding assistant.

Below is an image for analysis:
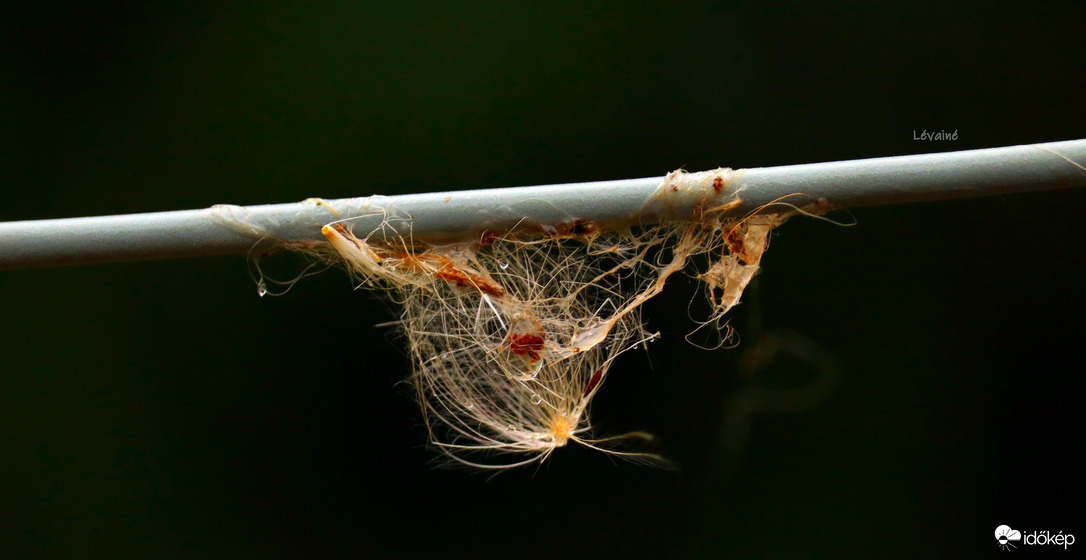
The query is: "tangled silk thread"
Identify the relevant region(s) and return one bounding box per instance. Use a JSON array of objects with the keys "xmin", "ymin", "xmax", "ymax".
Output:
[{"xmin": 274, "ymin": 169, "xmax": 814, "ymax": 469}]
